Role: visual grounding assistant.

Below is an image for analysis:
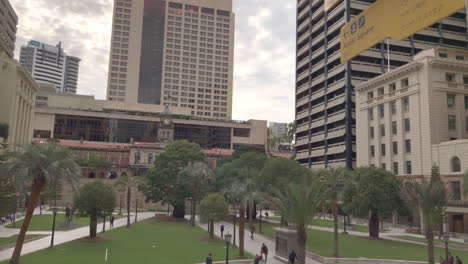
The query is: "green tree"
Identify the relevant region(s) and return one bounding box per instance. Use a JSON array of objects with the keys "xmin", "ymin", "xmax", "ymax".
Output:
[
  {"xmin": 343, "ymin": 166, "xmax": 401, "ymax": 239},
  {"xmin": 269, "ymin": 170, "xmax": 325, "ymax": 264},
  {"xmin": 141, "ymin": 140, "xmax": 205, "ymax": 218},
  {"xmin": 232, "ymin": 144, "xmax": 264, "ymax": 159},
  {"xmin": 199, "ymin": 193, "xmax": 228, "ymax": 239},
  {"xmin": 4, "ymin": 144, "xmax": 80, "ymax": 264},
  {"xmin": 318, "ymin": 168, "xmax": 348, "ymax": 257},
  {"xmin": 180, "ymin": 164, "xmax": 213, "ymax": 226},
  {"xmin": 0, "ymin": 141, "xmax": 15, "ymax": 218},
  {"xmin": 401, "ymin": 180, "xmax": 447, "ymax": 264},
  {"xmin": 115, "ymin": 172, "xmax": 141, "ymax": 227},
  {"xmin": 74, "ymin": 181, "xmax": 116, "ymax": 238}
]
